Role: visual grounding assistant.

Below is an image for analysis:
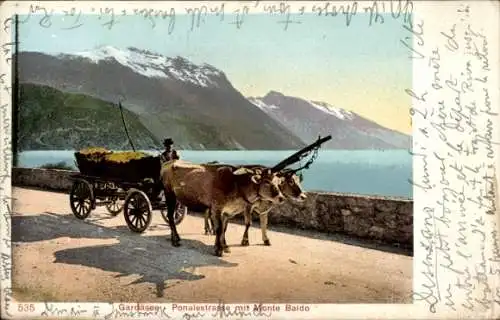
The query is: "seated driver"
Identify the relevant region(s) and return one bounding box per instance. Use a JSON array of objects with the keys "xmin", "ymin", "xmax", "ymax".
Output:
[{"xmin": 160, "ymin": 138, "xmax": 180, "ymax": 164}]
